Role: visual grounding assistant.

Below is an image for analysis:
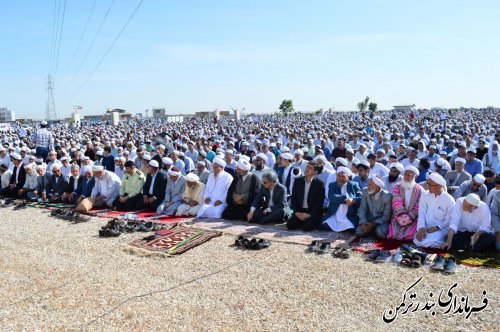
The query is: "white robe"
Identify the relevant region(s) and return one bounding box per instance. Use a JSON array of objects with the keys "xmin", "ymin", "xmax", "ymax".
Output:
[
  {"xmin": 196, "ymin": 171, "xmax": 233, "ymax": 218},
  {"xmin": 323, "ymin": 184, "xmax": 355, "ymax": 232}
]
